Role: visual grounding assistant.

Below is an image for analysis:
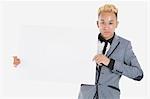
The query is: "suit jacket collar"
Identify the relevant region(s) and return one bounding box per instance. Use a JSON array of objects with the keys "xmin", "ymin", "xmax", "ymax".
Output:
[
  {"xmin": 98, "ymin": 33, "xmax": 115, "ymax": 45},
  {"xmin": 106, "ymin": 35, "xmax": 120, "ymax": 57}
]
